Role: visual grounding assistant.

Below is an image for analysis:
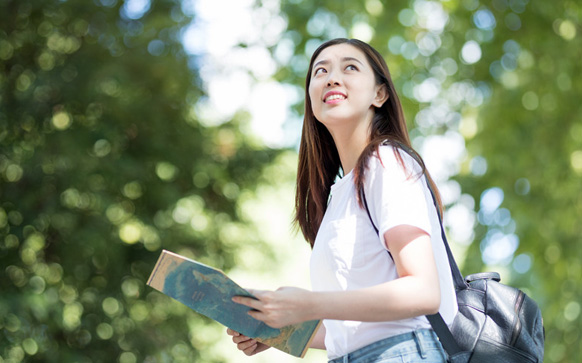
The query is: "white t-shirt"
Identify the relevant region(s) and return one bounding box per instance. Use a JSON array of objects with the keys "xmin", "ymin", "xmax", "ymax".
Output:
[{"xmin": 309, "ymin": 145, "xmax": 458, "ymax": 360}]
